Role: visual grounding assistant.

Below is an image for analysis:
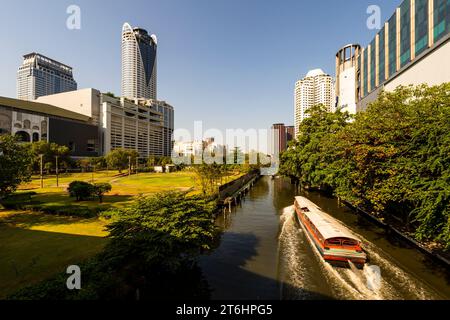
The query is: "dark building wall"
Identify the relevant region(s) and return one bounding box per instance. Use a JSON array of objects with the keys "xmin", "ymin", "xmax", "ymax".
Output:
[{"xmin": 49, "ymin": 118, "xmax": 99, "ymax": 157}]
